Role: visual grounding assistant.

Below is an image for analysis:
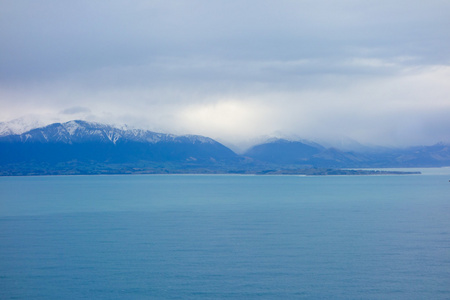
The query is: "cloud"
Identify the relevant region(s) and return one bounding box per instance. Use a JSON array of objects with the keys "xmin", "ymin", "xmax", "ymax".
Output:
[
  {"xmin": 2, "ymin": 0, "xmax": 449, "ymax": 81},
  {"xmin": 0, "ymin": 0, "xmax": 449, "ymax": 150},
  {"xmin": 61, "ymin": 106, "xmax": 91, "ymax": 115}
]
